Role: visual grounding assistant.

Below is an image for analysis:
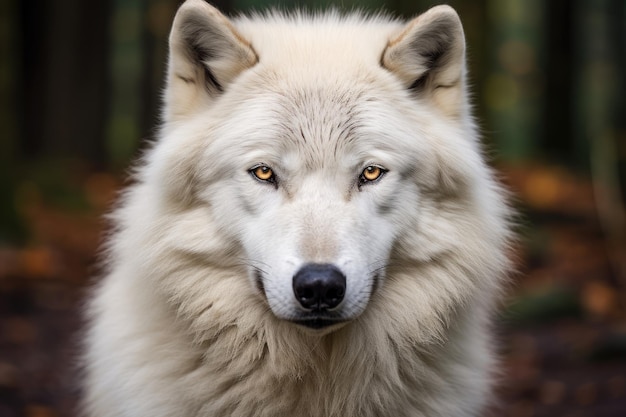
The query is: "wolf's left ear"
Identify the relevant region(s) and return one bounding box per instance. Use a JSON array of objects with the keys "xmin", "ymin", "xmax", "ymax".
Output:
[
  {"xmin": 165, "ymin": 0, "xmax": 257, "ymax": 122},
  {"xmin": 382, "ymin": 6, "xmax": 466, "ymax": 118}
]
